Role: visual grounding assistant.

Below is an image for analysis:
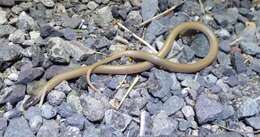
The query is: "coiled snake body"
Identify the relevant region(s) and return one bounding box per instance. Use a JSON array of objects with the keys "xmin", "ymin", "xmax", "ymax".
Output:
[{"xmin": 23, "ymin": 22, "xmax": 219, "ymax": 109}]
